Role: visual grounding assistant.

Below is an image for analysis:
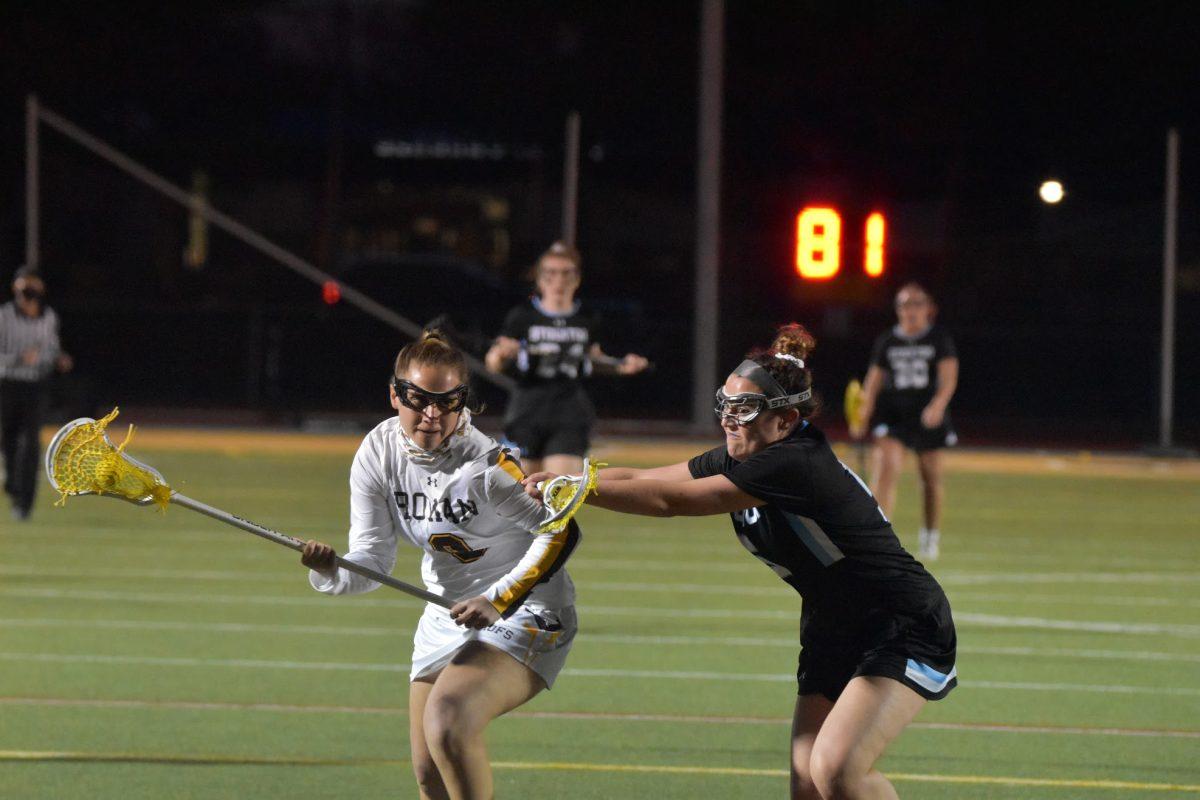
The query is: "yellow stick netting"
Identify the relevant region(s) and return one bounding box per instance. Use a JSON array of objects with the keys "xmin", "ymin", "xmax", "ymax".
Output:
[
  {"xmin": 536, "ymin": 460, "xmax": 603, "ymax": 533},
  {"xmin": 50, "ymin": 408, "xmax": 173, "ymax": 510}
]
